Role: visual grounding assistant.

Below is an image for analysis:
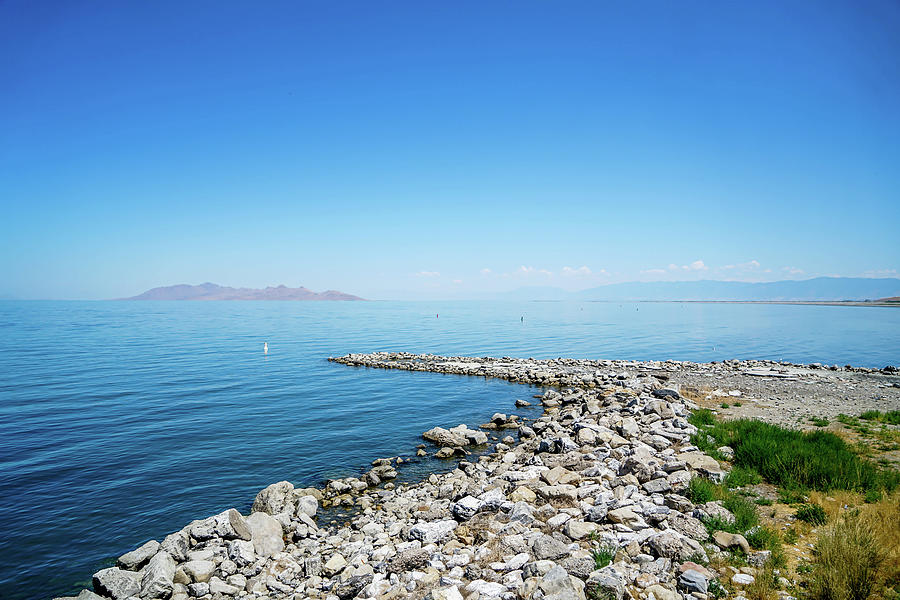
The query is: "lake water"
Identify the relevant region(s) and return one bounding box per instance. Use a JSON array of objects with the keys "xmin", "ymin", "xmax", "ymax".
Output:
[{"xmin": 1, "ymin": 300, "xmax": 898, "ymax": 599}]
